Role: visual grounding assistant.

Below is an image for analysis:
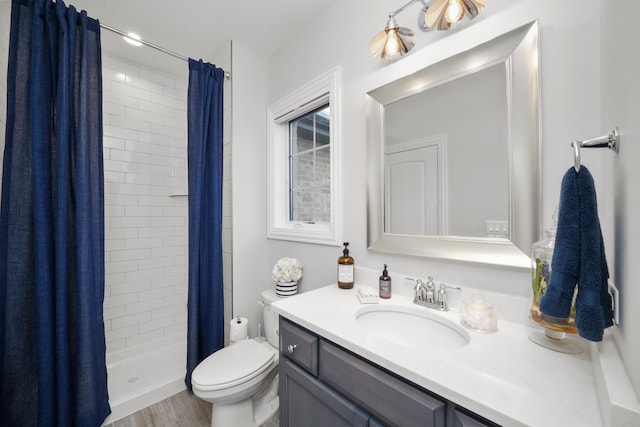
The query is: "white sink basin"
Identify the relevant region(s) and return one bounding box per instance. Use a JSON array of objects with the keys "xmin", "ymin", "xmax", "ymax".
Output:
[{"xmin": 356, "ymin": 305, "xmax": 470, "ymax": 351}]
